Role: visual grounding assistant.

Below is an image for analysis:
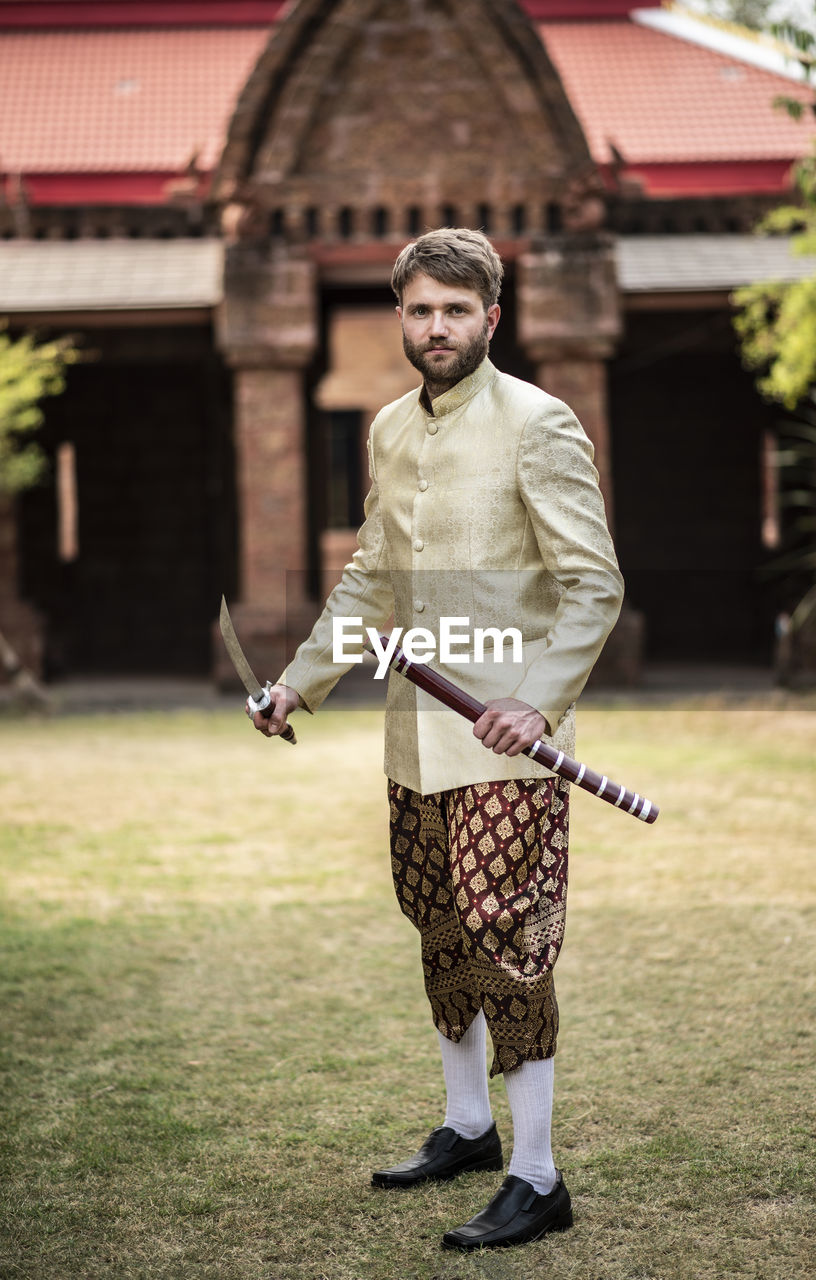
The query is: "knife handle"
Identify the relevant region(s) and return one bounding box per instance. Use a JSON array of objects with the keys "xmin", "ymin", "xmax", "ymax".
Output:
[
  {"xmin": 248, "ymin": 687, "xmax": 298, "ymax": 745},
  {"xmin": 261, "ymin": 708, "xmax": 297, "ymax": 745}
]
